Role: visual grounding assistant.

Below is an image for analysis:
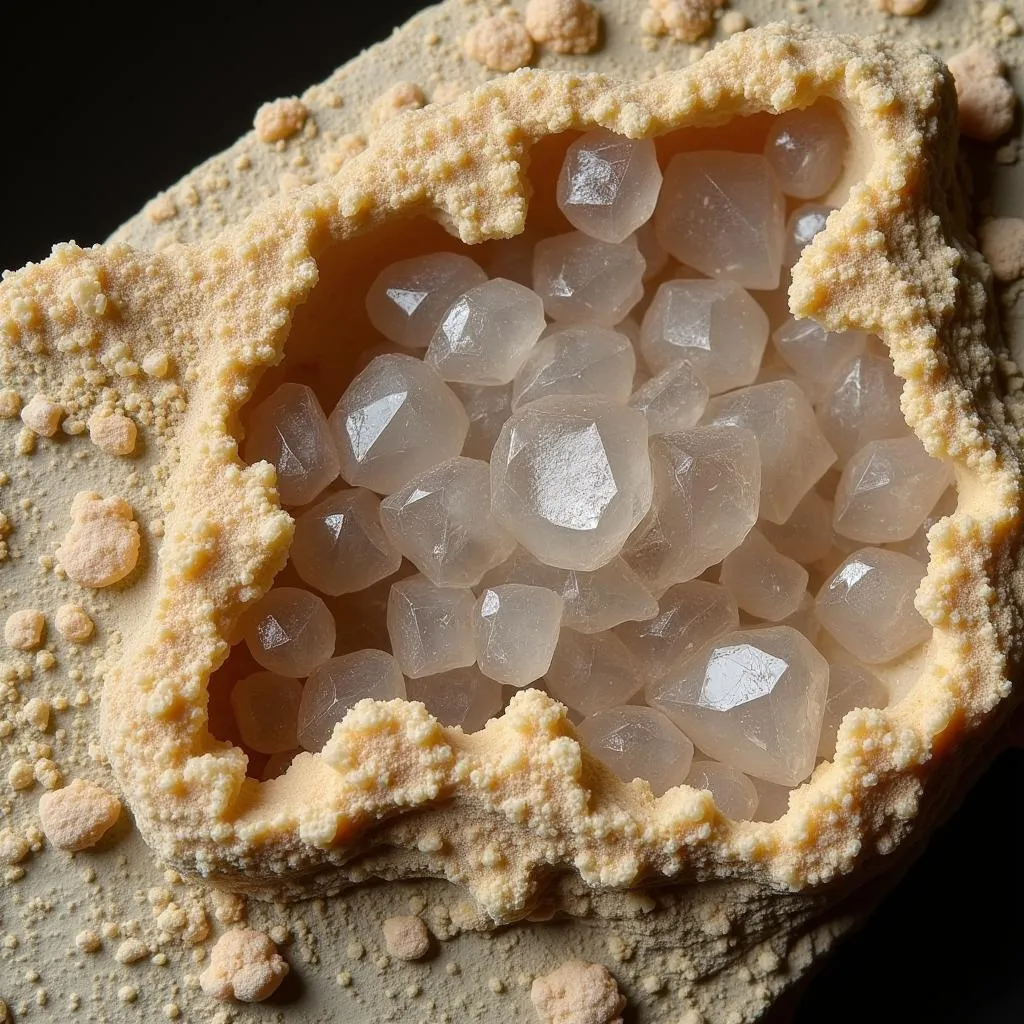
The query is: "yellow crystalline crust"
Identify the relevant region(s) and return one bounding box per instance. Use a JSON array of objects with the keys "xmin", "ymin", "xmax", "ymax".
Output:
[{"xmin": 0, "ymin": 24, "xmax": 1020, "ymax": 921}]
